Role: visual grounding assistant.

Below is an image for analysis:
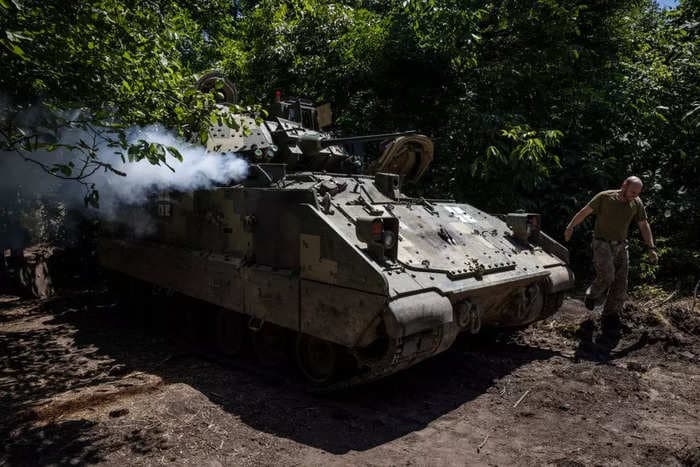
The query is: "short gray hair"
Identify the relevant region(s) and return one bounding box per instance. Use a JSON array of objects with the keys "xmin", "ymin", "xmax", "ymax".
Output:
[{"xmin": 624, "ymin": 176, "xmax": 643, "ymax": 187}]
